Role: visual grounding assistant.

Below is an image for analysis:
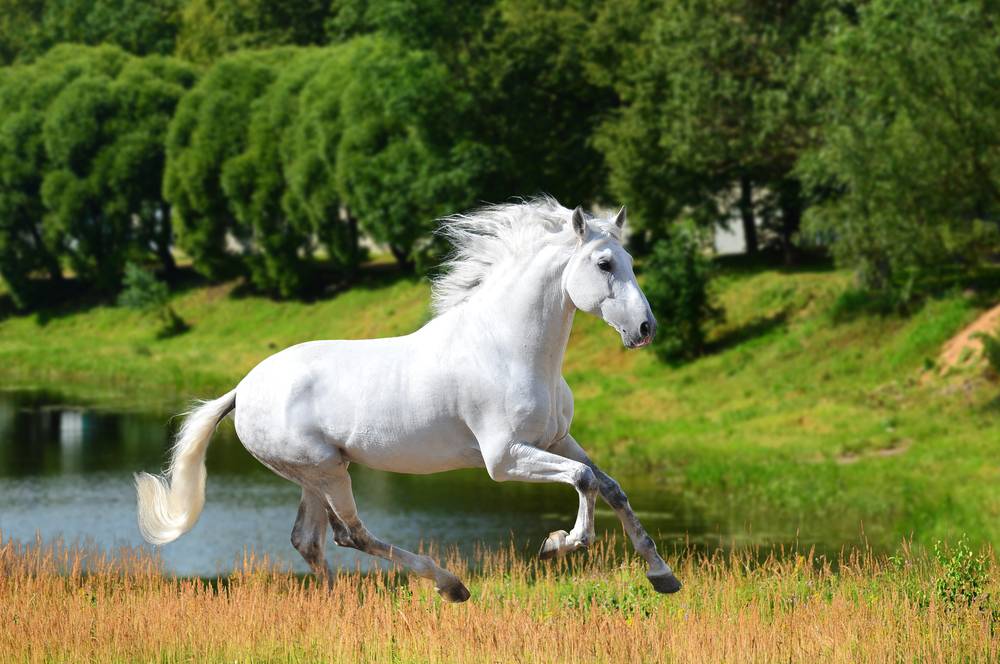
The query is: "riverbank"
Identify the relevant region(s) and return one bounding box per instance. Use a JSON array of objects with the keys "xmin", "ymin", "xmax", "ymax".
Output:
[
  {"xmin": 1, "ymin": 263, "xmax": 998, "ymax": 549},
  {"xmin": 1, "ymin": 534, "xmax": 996, "ymax": 662}
]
